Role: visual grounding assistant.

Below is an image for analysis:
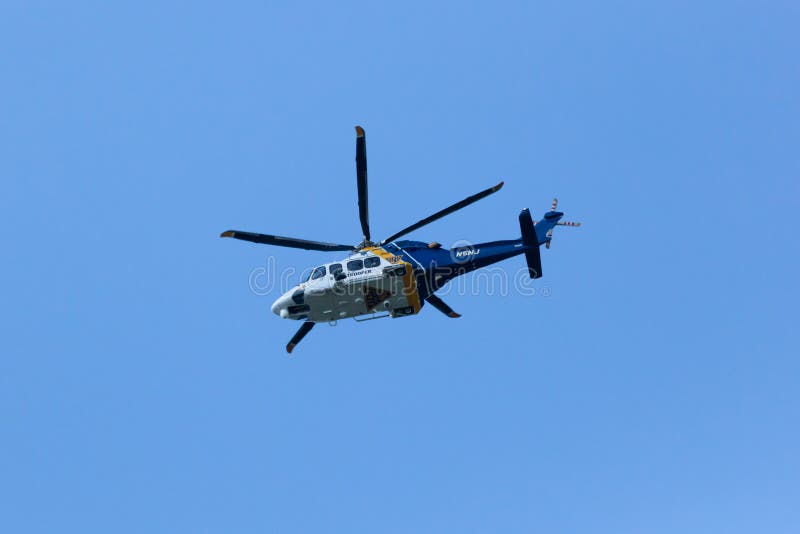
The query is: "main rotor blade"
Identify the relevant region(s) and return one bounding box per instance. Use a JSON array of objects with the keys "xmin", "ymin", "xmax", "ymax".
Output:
[
  {"xmin": 380, "ymin": 181, "xmax": 504, "ymax": 245},
  {"xmin": 220, "ymin": 230, "xmax": 355, "ymax": 252},
  {"xmin": 425, "ymin": 295, "xmax": 461, "ymax": 318},
  {"xmin": 355, "ymin": 126, "xmax": 370, "ymax": 242},
  {"xmin": 286, "ymin": 321, "xmax": 315, "ymax": 354}
]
